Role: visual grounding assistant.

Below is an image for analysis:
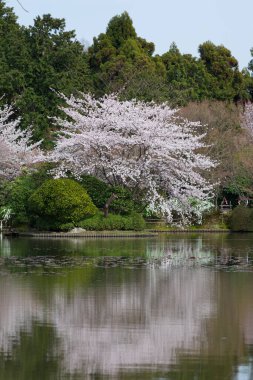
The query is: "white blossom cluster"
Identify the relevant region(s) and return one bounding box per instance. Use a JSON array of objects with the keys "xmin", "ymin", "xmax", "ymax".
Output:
[
  {"xmin": 0, "ymin": 103, "xmax": 42, "ymax": 180},
  {"xmin": 50, "ymin": 94, "xmax": 216, "ymax": 224}
]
